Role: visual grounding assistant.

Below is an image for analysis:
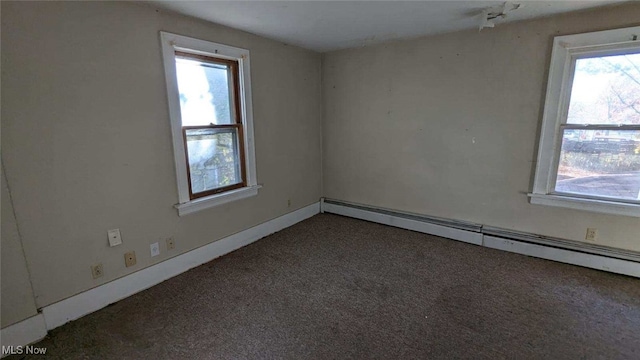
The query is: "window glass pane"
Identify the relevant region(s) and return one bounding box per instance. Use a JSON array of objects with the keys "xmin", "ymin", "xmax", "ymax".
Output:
[
  {"xmin": 175, "ymin": 57, "xmax": 234, "ymax": 126},
  {"xmin": 185, "ymin": 128, "xmax": 241, "ymax": 194},
  {"xmin": 567, "ymin": 53, "xmax": 640, "ymax": 125},
  {"xmin": 556, "ymin": 129, "xmax": 640, "ymax": 201}
]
